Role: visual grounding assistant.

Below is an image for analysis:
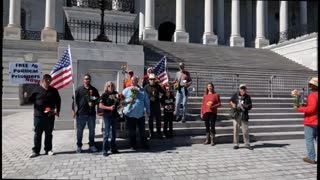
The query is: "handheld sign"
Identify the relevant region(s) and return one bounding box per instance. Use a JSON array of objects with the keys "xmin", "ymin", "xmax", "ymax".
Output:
[{"xmin": 9, "ymin": 62, "xmax": 42, "ymax": 84}]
